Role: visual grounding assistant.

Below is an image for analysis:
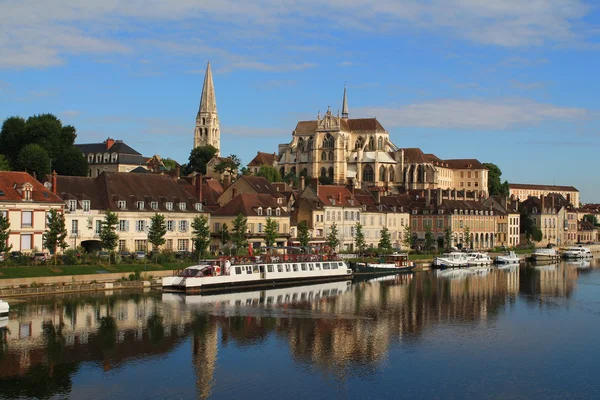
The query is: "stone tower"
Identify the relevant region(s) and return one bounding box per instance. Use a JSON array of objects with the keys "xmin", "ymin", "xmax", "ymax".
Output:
[
  {"xmin": 194, "ymin": 61, "xmax": 220, "ymax": 154},
  {"xmin": 341, "ymin": 84, "xmax": 349, "ymax": 119}
]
